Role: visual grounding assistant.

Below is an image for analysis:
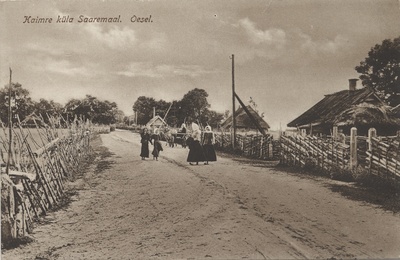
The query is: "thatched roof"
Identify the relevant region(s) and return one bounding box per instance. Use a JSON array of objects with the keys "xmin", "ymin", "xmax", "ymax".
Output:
[
  {"xmin": 221, "ymin": 105, "xmax": 270, "ymax": 130},
  {"xmin": 334, "ymin": 103, "xmax": 400, "ymax": 127},
  {"xmin": 287, "ymin": 88, "xmax": 384, "ymax": 128}
]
